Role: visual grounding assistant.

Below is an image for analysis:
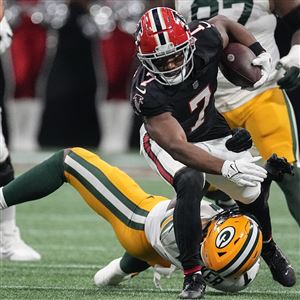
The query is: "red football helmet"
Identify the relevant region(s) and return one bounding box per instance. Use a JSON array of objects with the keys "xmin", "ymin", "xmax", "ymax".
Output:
[{"xmin": 135, "ymin": 7, "xmax": 195, "ymax": 85}]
